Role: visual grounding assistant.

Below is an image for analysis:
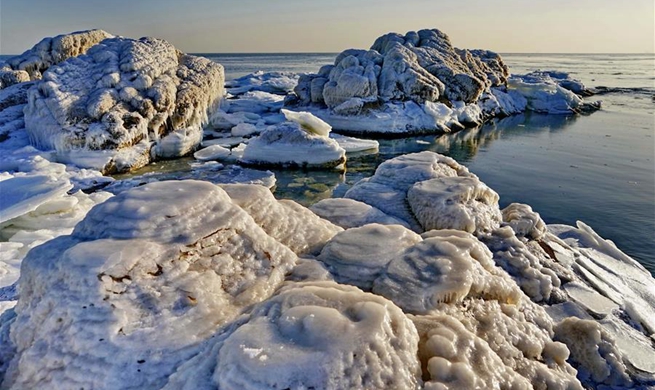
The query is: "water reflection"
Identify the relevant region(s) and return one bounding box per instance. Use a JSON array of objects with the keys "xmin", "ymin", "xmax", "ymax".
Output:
[{"xmin": 272, "ymin": 113, "xmax": 579, "ymax": 205}]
